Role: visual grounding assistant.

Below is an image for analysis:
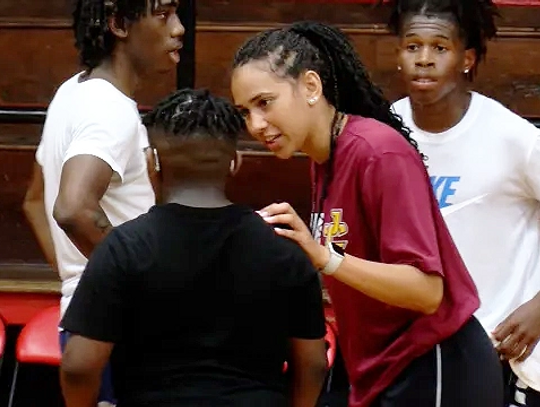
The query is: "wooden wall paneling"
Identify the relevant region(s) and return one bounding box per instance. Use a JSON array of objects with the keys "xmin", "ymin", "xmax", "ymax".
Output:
[
  {"xmin": 0, "ymin": 28, "xmax": 76, "ymax": 105},
  {"xmin": 1, "ymin": 0, "xmax": 540, "ymax": 270},
  {"xmin": 196, "ymin": 27, "xmax": 540, "ymax": 118},
  {"xmin": 0, "ymin": 146, "xmax": 311, "ymax": 265},
  {"xmin": 1, "ymin": 0, "xmax": 540, "ymax": 27},
  {"xmin": 196, "ymin": 2, "xmax": 390, "ymax": 26},
  {"xmin": 0, "ymin": 26, "xmax": 177, "ymax": 107},
  {"xmin": 226, "ymin": 153, "xmax": 312, "ymax": 223},
  {"xmin": 0, "ymin": 0, "xmax": 70, "ymax": 20},
  {"xmin": 475, "ymin": 38, "xmax": 540, "ymax": 115},
  {"xmin": 193, "ymin": 0, "xmax": 540, "ymax": 118},
  {"xmin": 195, "ymin": 1, "xmax": 540, "ymax": 28},
  {"xmin": 0, "ymin": 124, "xmax": 43, "ymax": 145},
  {"xmin": 0, "ymin": 148, "xmax": 44, "ymax": 263},
  {"xmin": 1, "ymin": 1, "xmax": 539, "ymax": 112},
  {"xmin": 194, "ymin": 30, "xmax": 250, "ymax": 99}
]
